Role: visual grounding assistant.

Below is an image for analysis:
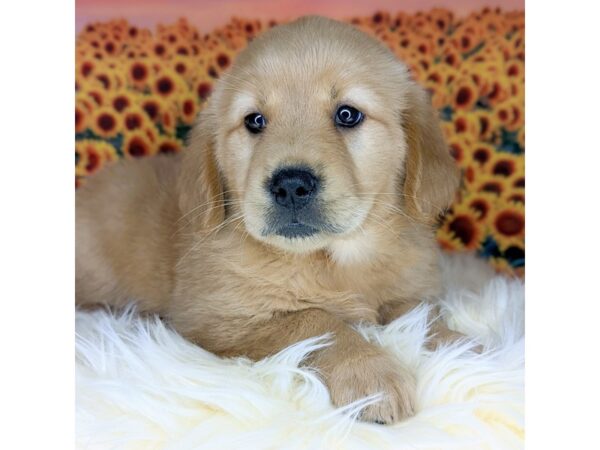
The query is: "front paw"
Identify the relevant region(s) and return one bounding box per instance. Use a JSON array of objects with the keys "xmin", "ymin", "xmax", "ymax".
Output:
[{"xmin": 326, "ymin": 352, "xmax": 416, "ymax": 424}]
